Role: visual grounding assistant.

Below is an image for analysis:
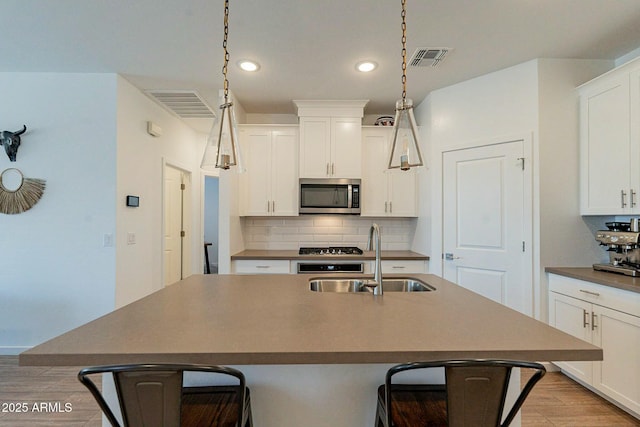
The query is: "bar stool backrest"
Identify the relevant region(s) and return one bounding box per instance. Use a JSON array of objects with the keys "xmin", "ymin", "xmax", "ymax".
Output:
[
  {"xmin": 78, "ymin": 363, "xmax": 247, "ymax": 427},
  {"xmin": 385, "ymin": 359, "xmax": 546, "ymax": 427}
]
